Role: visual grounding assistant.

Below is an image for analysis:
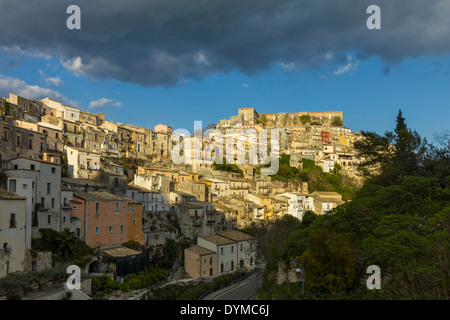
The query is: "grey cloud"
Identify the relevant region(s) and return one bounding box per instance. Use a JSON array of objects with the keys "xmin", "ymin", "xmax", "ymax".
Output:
[{"xmin": 0, "ymin": 0, "xmax": 448, "ymax": 86}]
